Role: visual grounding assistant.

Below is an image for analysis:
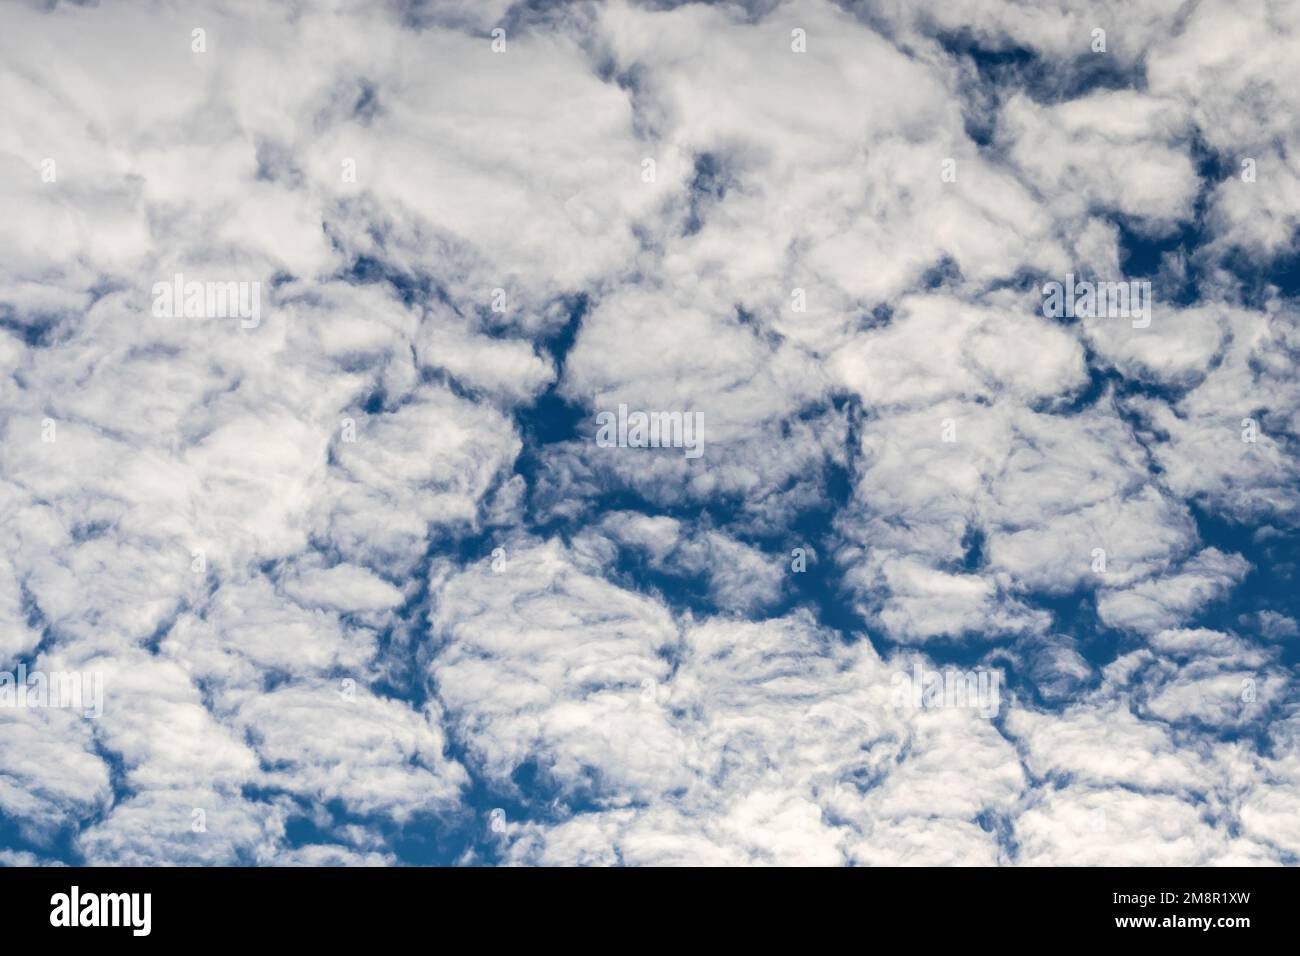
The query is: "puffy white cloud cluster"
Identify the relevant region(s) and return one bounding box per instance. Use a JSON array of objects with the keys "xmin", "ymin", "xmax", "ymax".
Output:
[
  {"xmin": 0, "ymin": 0, "xmax": 1297, "ymax": 865},
  {"xmin": 430, "ymin": 541, "xmax": 1021, "ymax": 865}
]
